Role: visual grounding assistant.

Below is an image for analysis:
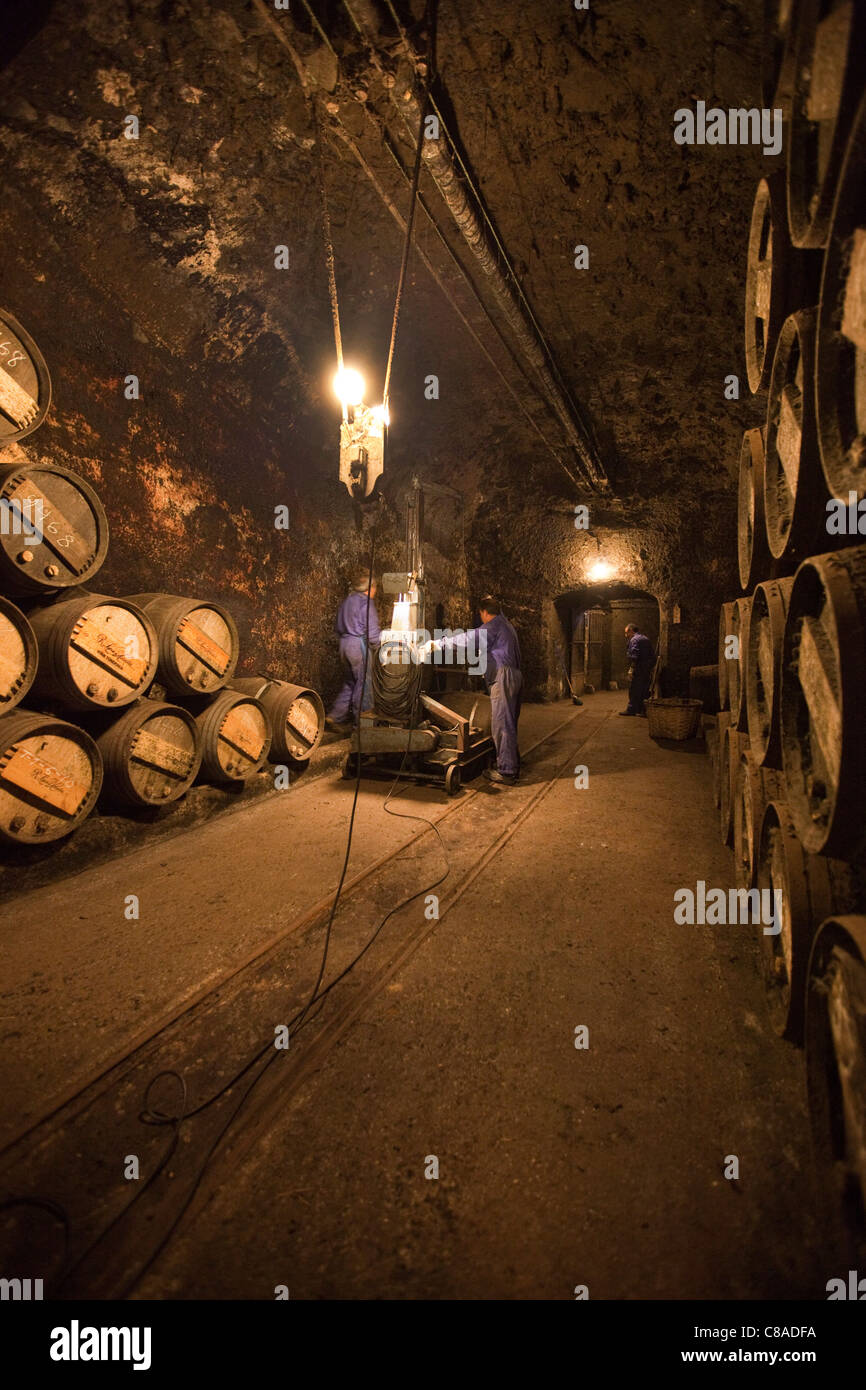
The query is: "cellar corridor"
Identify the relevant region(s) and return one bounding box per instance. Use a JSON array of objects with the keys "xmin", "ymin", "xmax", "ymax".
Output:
[
  {"xmin": 1, "ymin": 695, "xmax": 829, "ymax": 1299},
  {"xmin": 1, "ymin": 0, "xmax": 865, "ymax": 1340}
]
